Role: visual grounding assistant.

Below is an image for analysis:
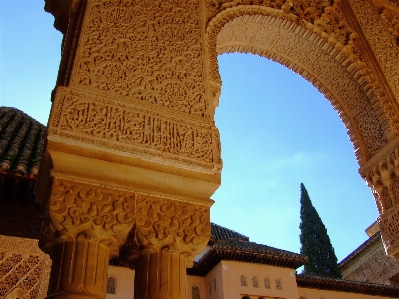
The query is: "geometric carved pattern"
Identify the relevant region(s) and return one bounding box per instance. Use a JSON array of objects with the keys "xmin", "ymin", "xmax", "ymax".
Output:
[
  {"xmin": 0, "ymin": 236, "xmax": 51, "ymax": 299},
  {"xmin": 240, "ymin": 274, "xmax": 247, "ymax": 287},
  {"xmin": 264, "ymin": 277, "xmax": 270, "ymax": 289},
  {"xmin": 275, "ymin": 278, "xmax": 282, "ymax": 290},
  {"xmin": 106, "ymin": 276, "xmax": 116, "ymax": 295},
  {"xmin": 48, "ymin": 87, "xmax": 222, "ymax": 173},
  {"xmin": 192, "ymin": 285, "xmax": 200, "ymax": 299},
  {"xmin": 70, "ymin": 0, "xmax": 208, "ymax": 117},
  {"xmin": 212, "ymin": 10, "xmax": 388, "ymax": 163},
  {"xmin": 355, "ymin": 0, "xmax": 399, "ymax": 103},
  {"xmin": 252, "ymin": 276, "xmax": 259, "ymax": 288},
  {"xmin": 379, "ymin": 6, "xmax": 399, "ymax": 45},
  {"xmin": 361, "ymin": 142, "xmax": 399, "ymax": 257},
  {"xmin": 378, "ymin": 204, "xmax": 399, "ymax": 257}
]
